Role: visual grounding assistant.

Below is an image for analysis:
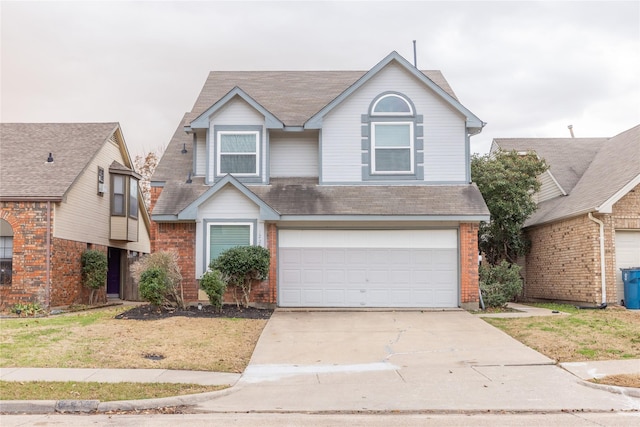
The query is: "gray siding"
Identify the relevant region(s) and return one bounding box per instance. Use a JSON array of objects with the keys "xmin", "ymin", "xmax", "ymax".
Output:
[
  {"xmin": 321, "ymin": 63, "xmax": 468, "ymax": 183},
  {"xmin": 270, "ymin": 131, "xmax": 319, "ymax": 177},
  {"xmin": 207, "ymin": 97, "xmax": 267, "ymax": 183}
]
